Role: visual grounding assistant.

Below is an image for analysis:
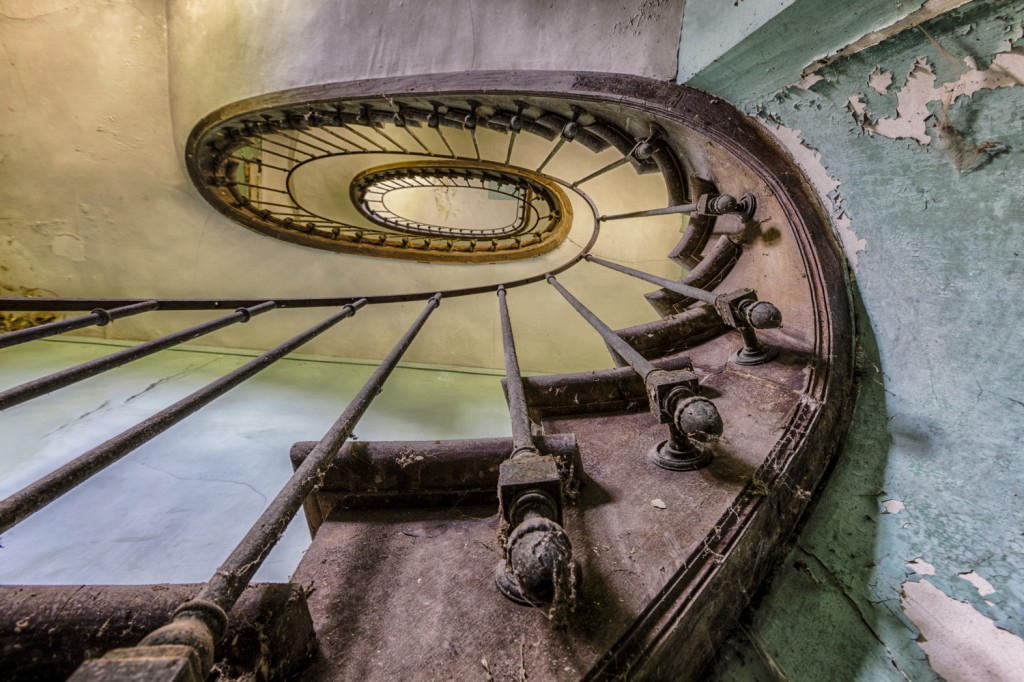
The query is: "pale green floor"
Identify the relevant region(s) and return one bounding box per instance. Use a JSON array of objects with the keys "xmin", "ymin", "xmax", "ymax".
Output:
[{"xmin": 0, "ymin": 337, "xmax": 512, "ymax": 585}]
